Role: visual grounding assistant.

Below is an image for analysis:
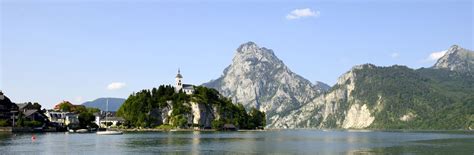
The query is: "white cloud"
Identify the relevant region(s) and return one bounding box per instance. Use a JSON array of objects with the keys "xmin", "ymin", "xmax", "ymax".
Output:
[
  {"xmin": 427, "ymin": 50, "xmax": 447, "ymax": 61},
  {"xmin": 391, "ymin": 52, "xmax": 400, "ymax": 58},
  {"xmin": 286, "ymin": 8, "xmax": 320, "ymax": 20},
  {"xmin": 107, "ymin": 82, "xmax": 126, "ymax": 90}
]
